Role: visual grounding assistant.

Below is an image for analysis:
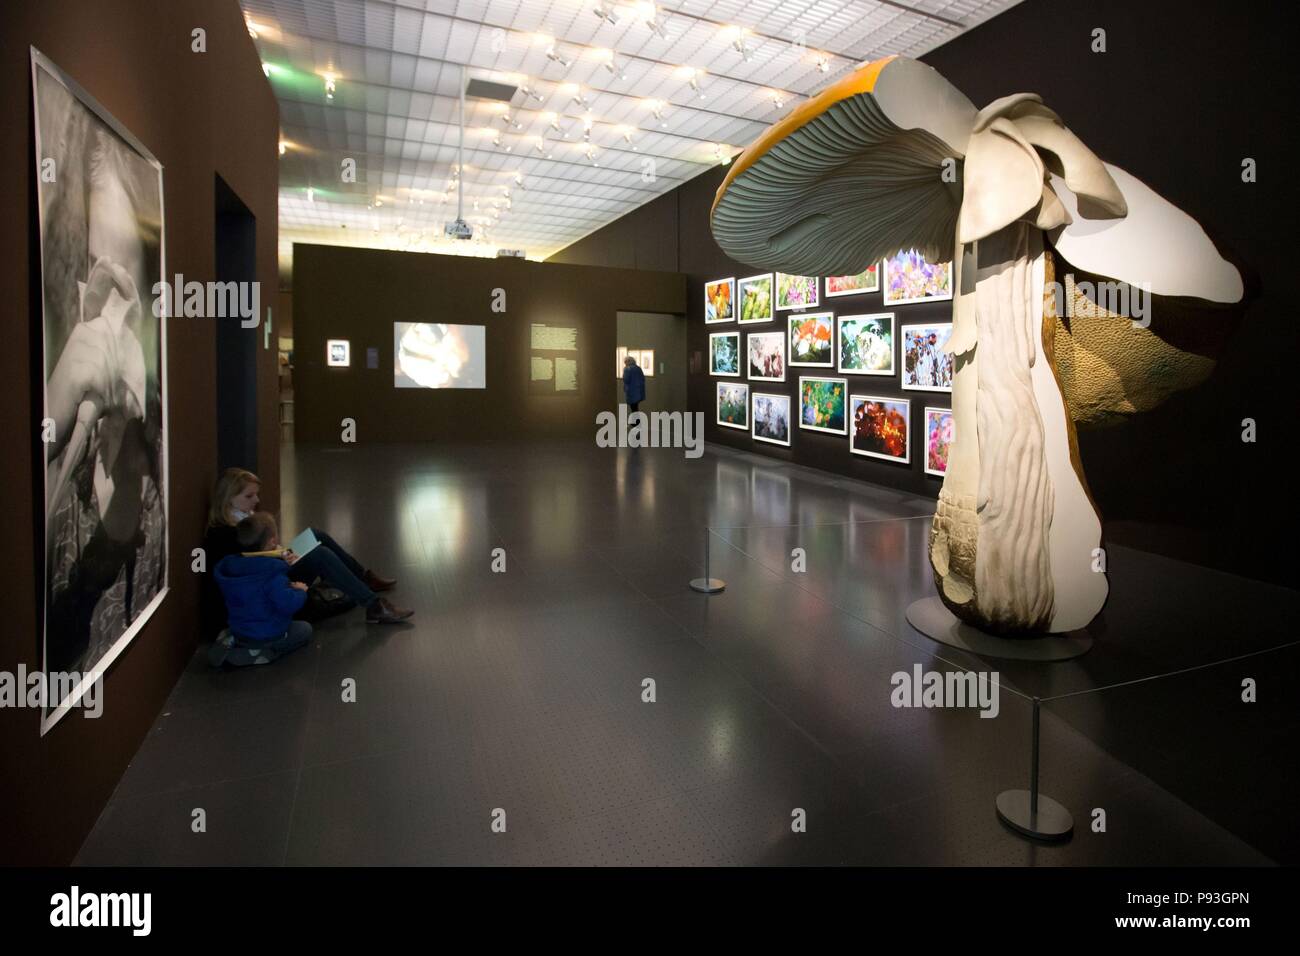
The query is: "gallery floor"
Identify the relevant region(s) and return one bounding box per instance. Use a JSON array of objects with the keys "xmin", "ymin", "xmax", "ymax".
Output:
[{"xmin": 75, "ymin": 441, "xmax": 1297, "ymax": 865}]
